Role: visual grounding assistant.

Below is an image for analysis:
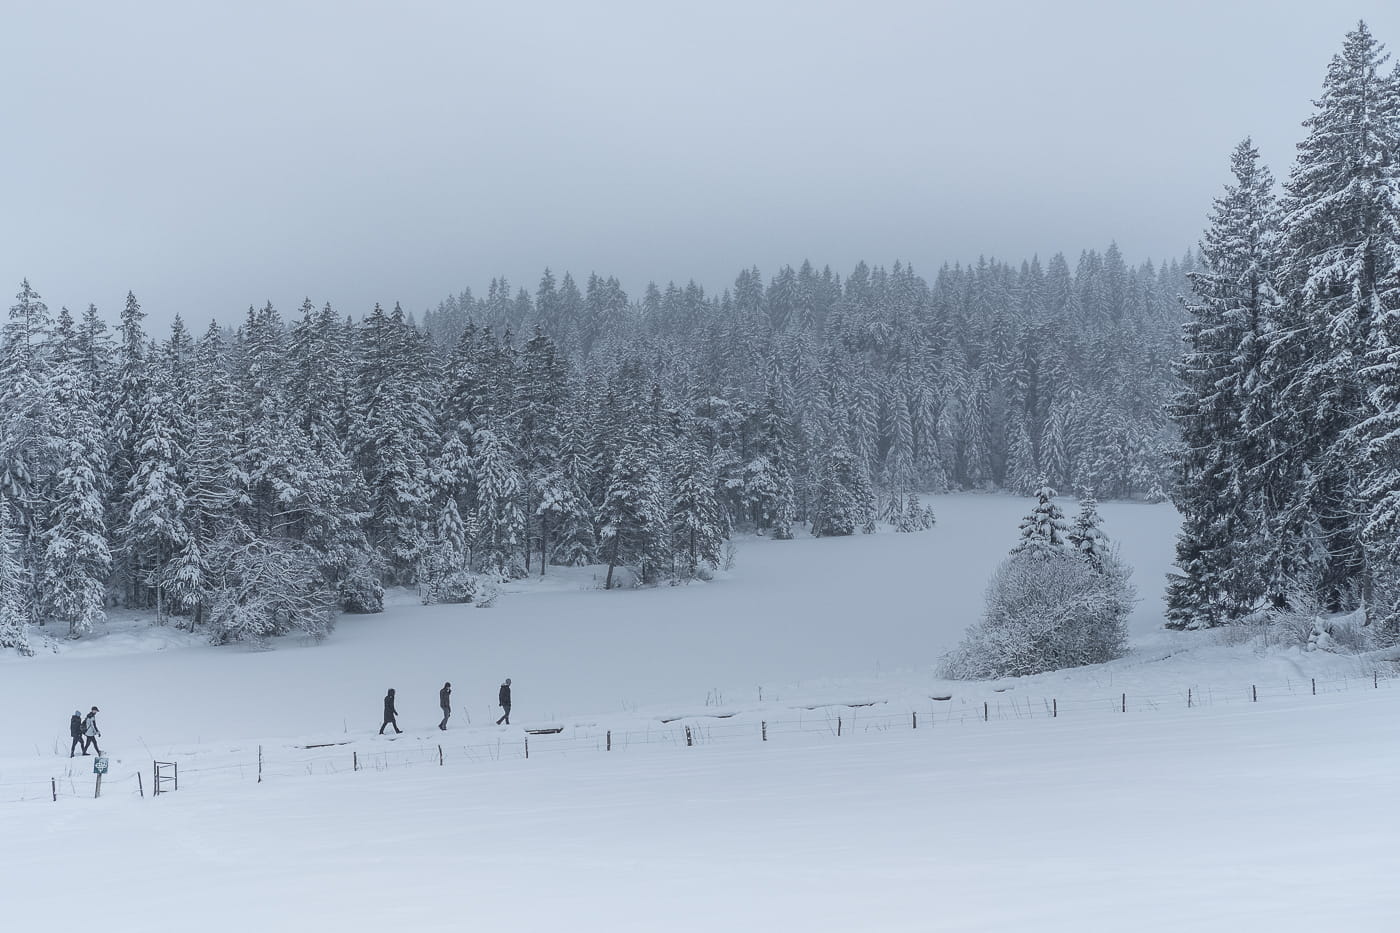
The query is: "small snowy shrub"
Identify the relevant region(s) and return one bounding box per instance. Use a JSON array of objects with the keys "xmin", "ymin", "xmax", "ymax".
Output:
[
  {"xmin": 436, "ymin": 570, "xmax": 478, "ymax": 604},
  {"xmin": 1305, "ymin": 610, "xmax": 1370, "ymax": 653},
  {"xmin": 942, "ymin": 549, "xmax": 1134, "ymax": 679},
  {"xmin": 722, "ymin": 541, "xmax": 738, "ymax": 571},
  {"xmin": 339, "ymin": 574, "xmax": 384, "ymax": 614},
  {"xmin": 474, "ymin": 580, "xmax": 500, "ymax": 608}
]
